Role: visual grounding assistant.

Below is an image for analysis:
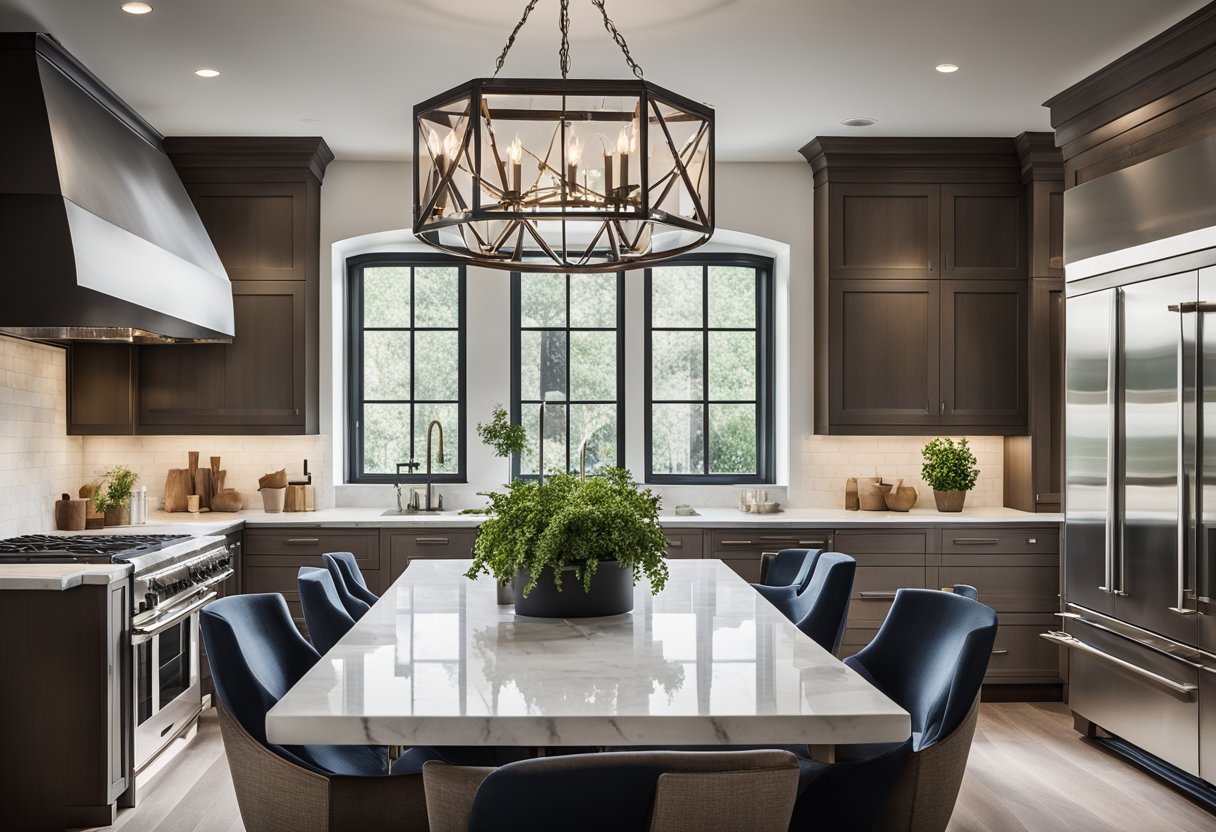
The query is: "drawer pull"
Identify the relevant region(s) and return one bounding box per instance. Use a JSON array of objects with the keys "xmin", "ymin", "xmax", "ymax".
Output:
[
  {"xmin": 285, "ymin": 538, "xmax": 320, "ymax": 545},
  {"xmin": 720, "ymin": 540, "xmax": 754, "ymax": 546},
  {"xmin": 859, "ymin": 591, "xmax": 898, "ymax": 600},
  {"xmin": 952, "ymin": 538, "xmax": 1001, "ymax": 545},
  {"xmin": 799, "ymin": 540, "xmax": 830, "ymax": 547},
  {"xmin": 991, "ymin": 649, "xmax": 1009, "ymax": 656},
  {"xmin": 416, "ymin": 537, "xmax": 451, "ymax": 545},
  {"xmin": 1027, "ymin": 538, "xmax": 1037, "ymax": 545},
  {"xmin": 1039, "ymin": 632, "xmax": 1198, "ymax": 696},
  {"xmin": 666, "ymin": 539, "xmax": 684, "ymax": 548}
]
